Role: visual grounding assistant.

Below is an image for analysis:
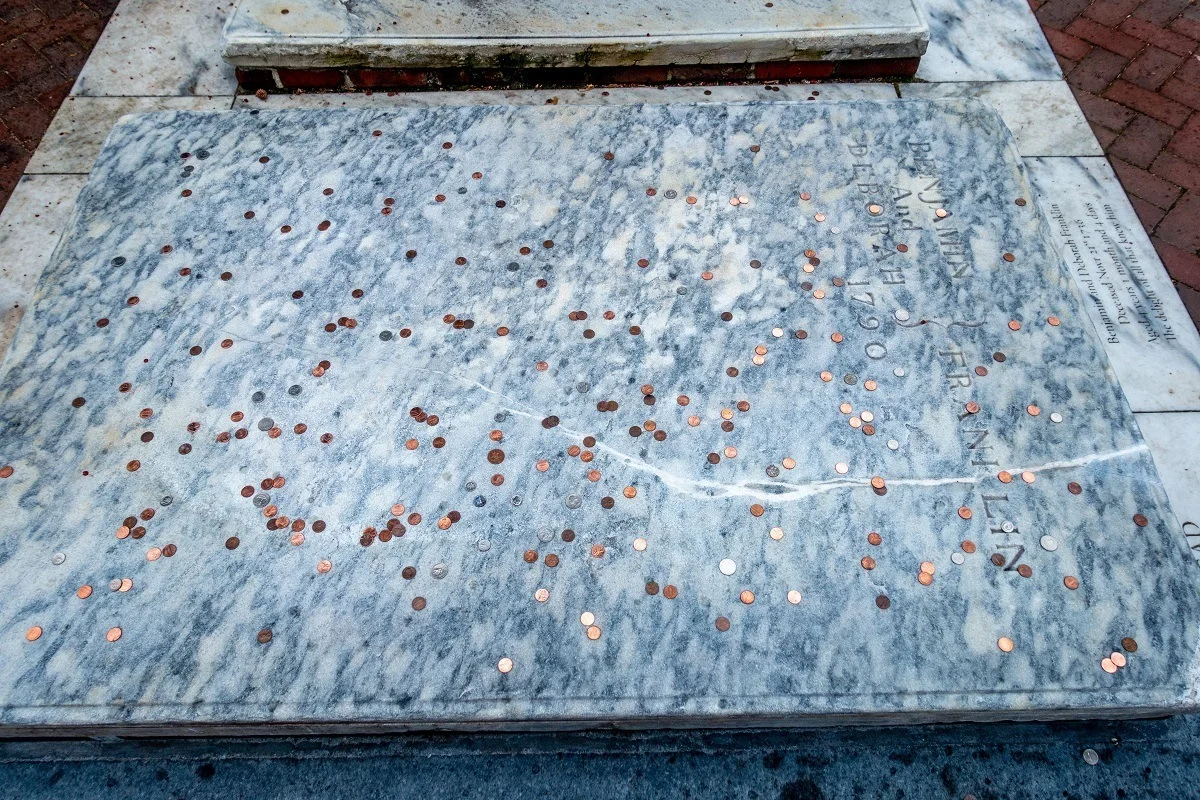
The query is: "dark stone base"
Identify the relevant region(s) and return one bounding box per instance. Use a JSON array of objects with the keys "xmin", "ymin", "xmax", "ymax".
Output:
[{"xmin": 235, "ymin": 58, "xmax": 921, "ymax": 92}]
